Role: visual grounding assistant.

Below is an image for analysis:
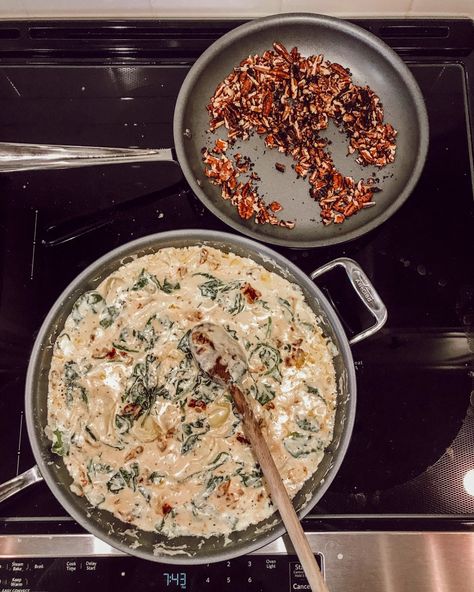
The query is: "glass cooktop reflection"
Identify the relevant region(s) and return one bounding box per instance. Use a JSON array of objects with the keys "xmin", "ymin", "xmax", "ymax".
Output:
[{"xmin": 0, "ymin": 26, "xmax": 473, "ymax": 525}]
